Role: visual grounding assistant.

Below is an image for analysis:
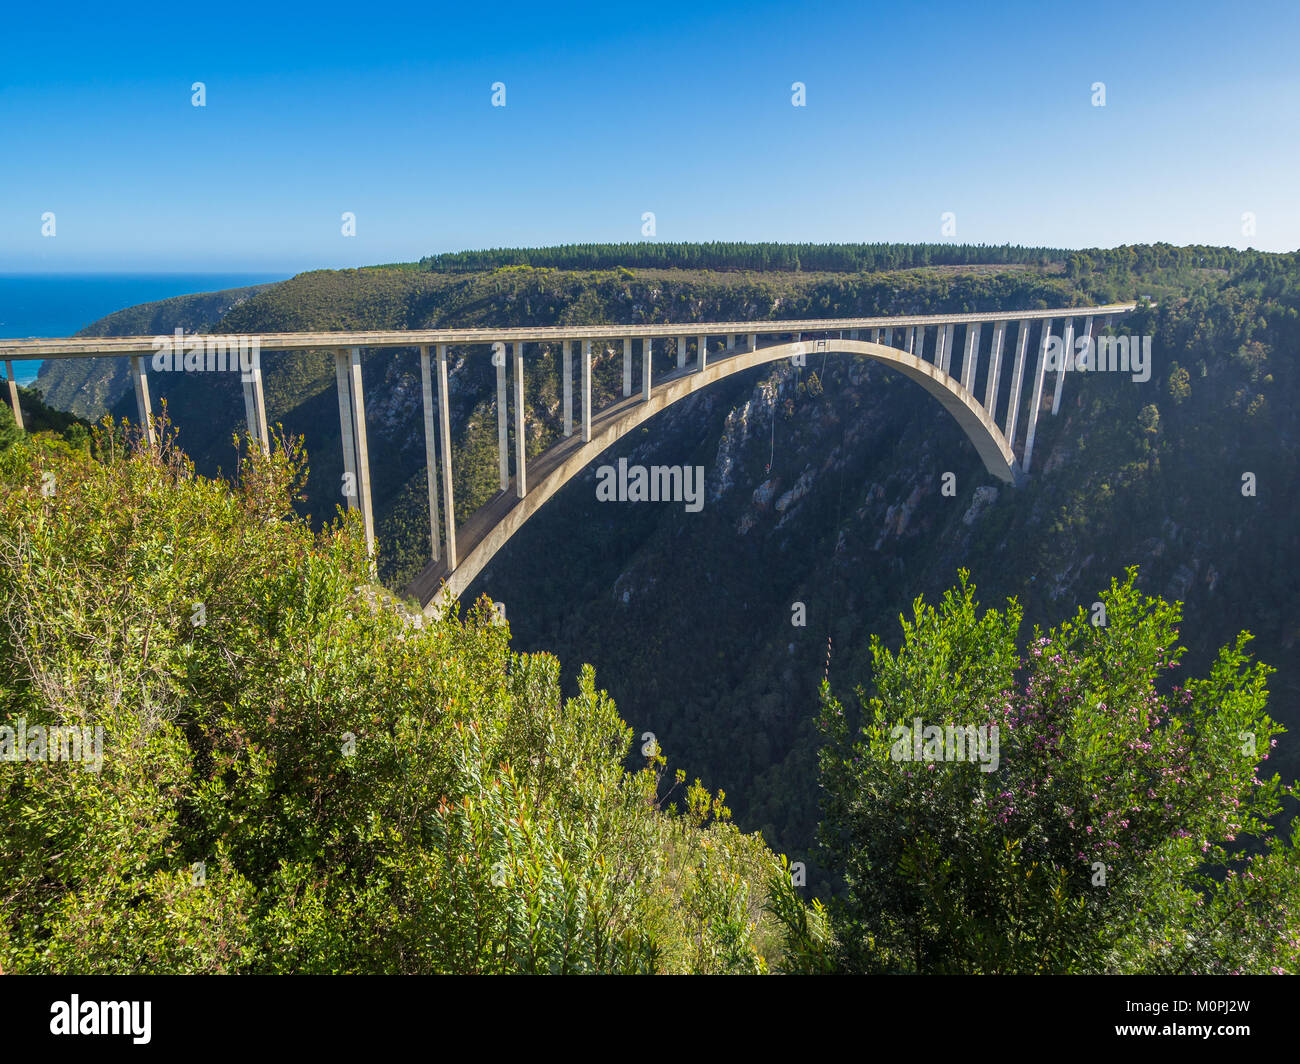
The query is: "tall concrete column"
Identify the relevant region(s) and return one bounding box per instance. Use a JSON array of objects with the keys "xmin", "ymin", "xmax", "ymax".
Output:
[
  {"xmin": 934, "ymin": 325, "xmax": 948, "ymax": 375},
  {"xmin": 944, "ymin": 324, "xmax": 957, "ymax": 374},
  {"xmin": 3, "ymin": 361, "xmax": 22, "ymax": 431},
  {"xmin": 1004, "ymin": 320, "xmax": 1031, "ymax": 447},
  {"xmin": 914, "ymin": 326, "xmax": 925, "ymax": 361},
  {"xmin": 642, "ymin": 337, "xmax": 652, "ymax": 400},
  {"xmin": 697, "ymin": 334, "xmax": 707, "ymax": 372},
  {"xmin": 418, "ymin": 346, "xmax": 441, "ymax": 563},
  {"xmin": 623, "ymin": 338, "xmax": 632, "ymax": 397},
  {"xmin": 748, "ymin": 333, "xmax": 758, "ymax": 352},
  {"xmin": 347, "ymin": 348, "xmax": 374, "ymax": 556},
  {"xmin": 130, "ymin": 354, "xmax": 155, "ymax": 447},
  {"xmin": 582, "ymin": 339, "xmax": 592, "ymax": 443},
  {"xmin": 726, "ymin": 334, "xmax": 736, "ymax": 351},
  {"xmin": 241, "ymin": 345, "xmax": 269, "ymax": 453},
  {"xmin": 850, "ymin": 329, "xmax": 859, "ymax": 341},
  {"xmin": 496, "ymin": 345, "xmax": 509, "ymax": 491},
  {"xmin": 334, "ymin": 348, "xmax": 374, "ymax": 556},
  {"xmin": 677, "ymin": 336, "xmax": 687, "ymax": 369},
  {"xmin": 562, "ymin": 339, "xmax": 572, "ymax": 437},
  {"xmin": 883, "ymin": 327, "xmax": 893, "ymax": 347},
  {"xmin": 870, "ymin": 328, "xmax": 880, "ymax": 343},
  {"xmin": 1078, "ymin": 315, "xmax": 1095, "ymax": 375},
  {"xmin": 334, "ymin": 350, "xmax": 358, "ymax": 513},
  {"xmin": 435, "ymin": 344, "xmax": 457, "ymax": 570},
  {"xmin": 984, "ymin": 321, "xmax": 1007, "ymax": 417},
  {"xmin": 905, "ymin": 327, "xmax": 915, "ymax": 355},
  {"xmin": 513, "ymin": 342, "xmax": 527, "ymax": 498},
  {"xmin": 1052, "ymin": 317, "xmax": 1074, "ymax": 415},
  {"xmin": 961, "ymin": 323, "xmax": 982, "ymax": 393},
  {"xmin": 1023, "ymin": 320, "xmax": 1053, "ymax": 474}
]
